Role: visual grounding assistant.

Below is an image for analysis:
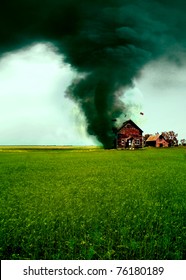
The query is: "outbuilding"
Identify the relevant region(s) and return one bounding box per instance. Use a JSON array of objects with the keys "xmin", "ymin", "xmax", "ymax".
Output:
[{"xmin": 146, "ymin": 134, "xmax": 169, "ymax": 147}]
